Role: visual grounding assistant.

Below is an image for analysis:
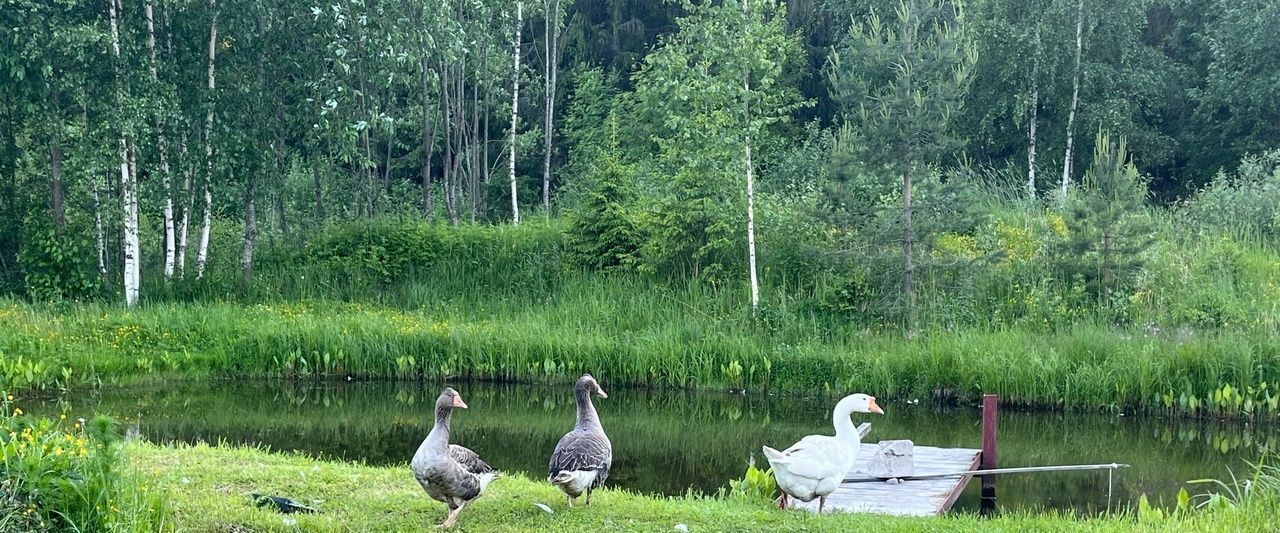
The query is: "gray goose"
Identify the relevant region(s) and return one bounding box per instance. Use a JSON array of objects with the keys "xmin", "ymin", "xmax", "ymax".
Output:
[
  {"xmin": 410, "ymin": 388, "xmax": 498, "ymax": 529},
  {"xmin": 548, "ymin": 374, "xmax": 612, "ymax": 507}
]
